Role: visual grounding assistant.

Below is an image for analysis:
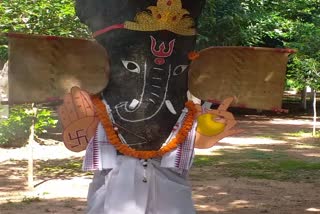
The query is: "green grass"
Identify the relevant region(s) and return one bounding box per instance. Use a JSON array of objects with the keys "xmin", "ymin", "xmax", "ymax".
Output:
[
  {"xmin": 193, "ymin": 149, "xmax": 320, "ymax": 182},
  {"xmin": 289, "ymin": 130, "xmax": 312, "ymax": 137},
  {"xmin": 6, "ymin": 148, "xmax": 319, "ymax": 184},
  {"xmin": 21, "ymin": 196, "xmax": 41, "ymax": 204},
  {"xmin": 288, "ymin": 130, "xmax": 320, "ymax": 138},
  {"xmin": 35, "ymin": 158, "xmax": 93, "ymax": 179},
  {"xmin": 230, "ymin": 159, "xmax": 320, "ymax": 179}
]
